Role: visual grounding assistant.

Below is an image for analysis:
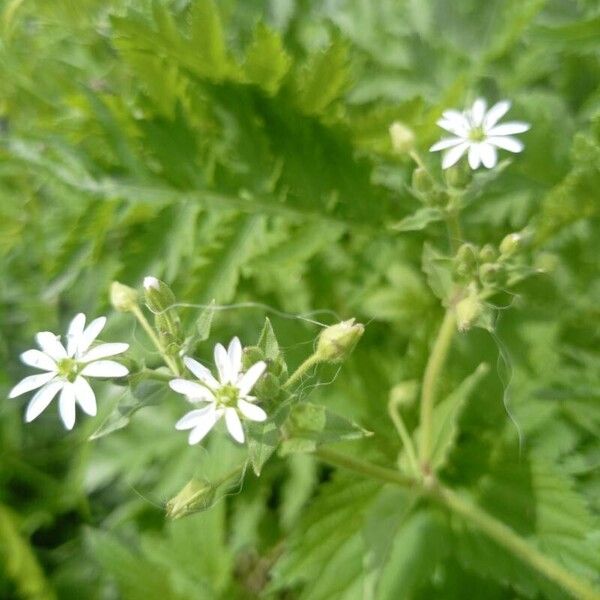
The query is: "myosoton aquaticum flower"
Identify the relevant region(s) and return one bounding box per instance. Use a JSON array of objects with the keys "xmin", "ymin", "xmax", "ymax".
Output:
[
  {"xmin": 169, "ymin": 337, "xmax": 267, "ymax": 445},
  {"xmin": 430, "ymin": 98, "xmax": 530, "ymax": 170},
  {"xmin": 8, "ymin": 313, "xmax": 129, "ymax": 429}
]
